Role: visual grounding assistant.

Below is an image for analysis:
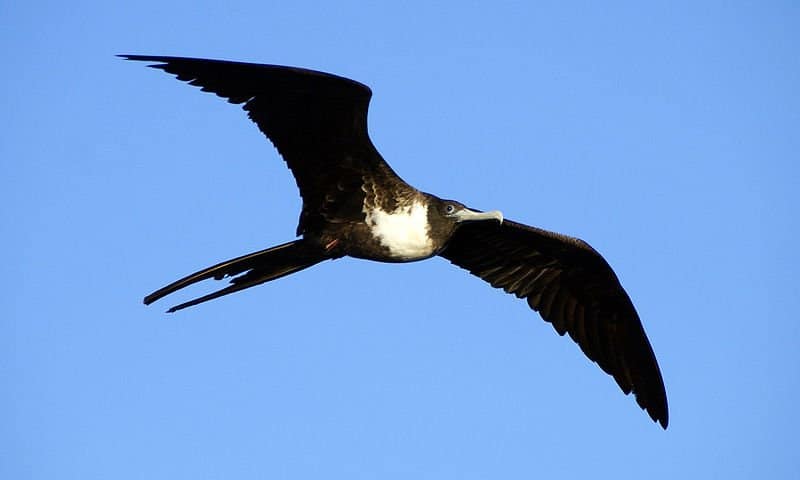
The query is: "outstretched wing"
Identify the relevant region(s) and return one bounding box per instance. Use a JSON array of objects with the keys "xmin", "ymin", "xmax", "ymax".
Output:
[
  {"xmin": 120, "ymin": 55, "xmax": 404, "ymax": 233},
  {"xmin": 439, "ymin": 219, "xmax": 668, "ymax": 428}
]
